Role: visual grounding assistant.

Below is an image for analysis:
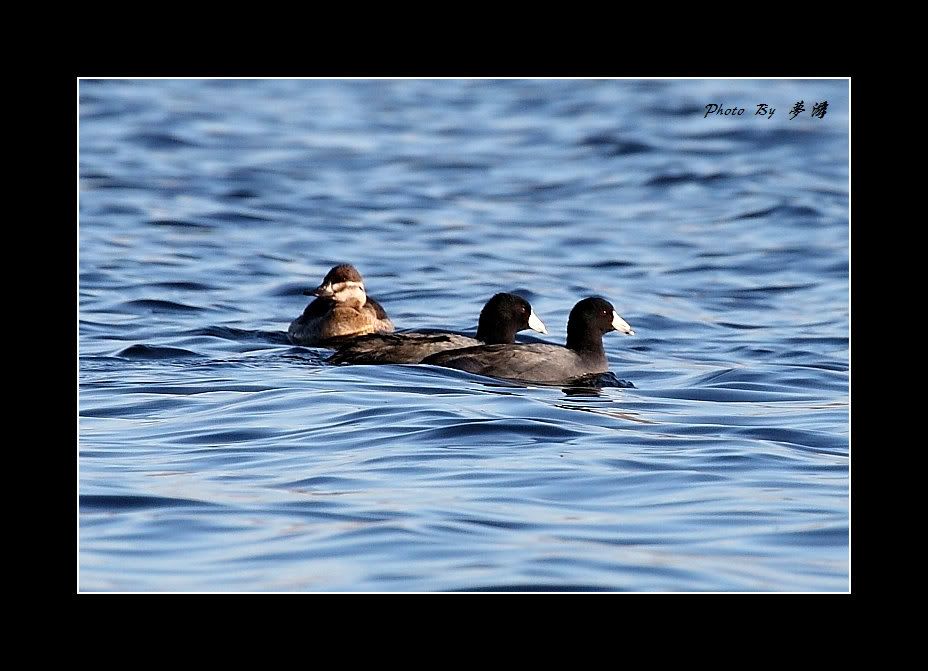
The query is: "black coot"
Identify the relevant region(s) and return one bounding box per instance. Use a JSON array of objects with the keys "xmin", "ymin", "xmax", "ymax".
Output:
[
  {"xmin": 328, "ymin": 292, "xmax": 547, "ymax": 365},
  {"xmin": 421, "ymin": 296, "xmax": 634, "ymax": 383}
]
